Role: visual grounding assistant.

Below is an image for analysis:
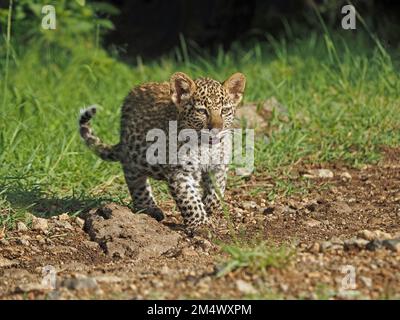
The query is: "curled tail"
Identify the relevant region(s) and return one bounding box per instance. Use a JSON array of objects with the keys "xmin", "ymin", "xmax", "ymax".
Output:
[{"xmin": 79, "ymin": 106, "xmax": 120, "ymax": 162}]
